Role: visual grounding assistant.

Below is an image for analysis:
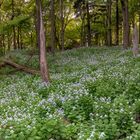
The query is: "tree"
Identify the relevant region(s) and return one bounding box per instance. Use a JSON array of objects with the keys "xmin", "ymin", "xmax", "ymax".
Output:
[
  {"xmin": 115, "ymin": 0, "xmax": 119, "ymax": 45},
  {"xmin": 132, "ymin": 24, "xmax": 139, "ymax": 57},
  {"xmin": 86, "ymin": 1, "xmax": 91, "ymax": 47},
  {"xmin": 36, "ymin": 0, "xmax": 50, "ymax": 83},
  {"xmin": 60, "ymin": 0, "xmax": 65, "ymax": 50},
  {"xmin": 74, "ymin": 0, "xmax": 91, "ymax": 47},
  {"xmin": 50, "ymin": 0, "xmax": 56, "ymax": 54},
  {"xmin": 11, "ymin": 0, "xmax": 17, "ymax": 49},
  {"xmin": 106, "ymin": 0, "xmax": 112, "ymax": 46},
  {"xmin": 121, "ymin": 0, "xmax": 129, "ymax": 49}
]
